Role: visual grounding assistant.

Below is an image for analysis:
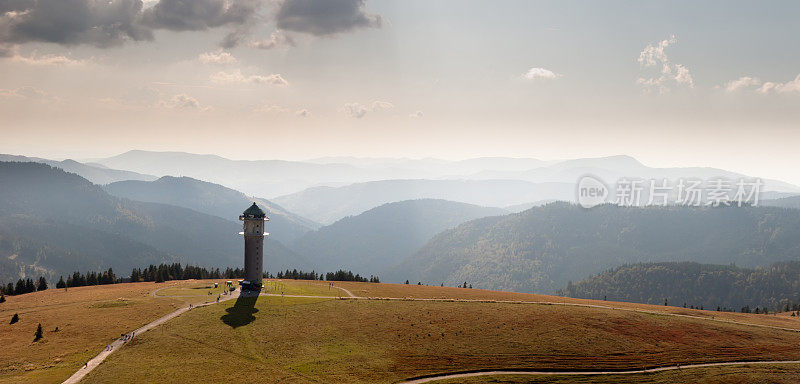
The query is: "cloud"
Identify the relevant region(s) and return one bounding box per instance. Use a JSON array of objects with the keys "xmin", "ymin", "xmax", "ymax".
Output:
[
  {"xmin": 409, "ymin": 110, "xmax": 423, "ymax": 118},
  {"xmin": 0, "ymin": 0, "xmax": 153, "ymax": 47},
  {"xmin": 757, "ymin": 74, "xmax": 800, "ymax": 94},
  {"xmin": 0, "ymin": 0, "xmax": 382, "ymax": 50},
  {"xmin": 0, "ymin": 45, "xmax": 87, "ymax": 66},
  {"xmin": 253, "ymin": 102, "xmax": 289, "ymax": 114},
  {"xmin": 160, "ymin": 93, "xmax": 209, "ymax": 110},
  {"xmin": 0, "ymin": 85, "xmax": 51, "ymax": 100},
  {"xmin": 210, "ymin": 70, "xmax": 288, "ymax": 86},
  {"xmin": 250, "ymin": 30, "xmax": 295, "ymax": 50},
  {"xmin": 636, "ymin": 35, "xmax": 694, "ymax": 93},
  {"xmin": 198, "ymin": 51, "xmax": 237, "ymax": 64},
  {"xmin": 295, "ymin": 108, "xmax": 310, "ymax": 117},
  {"xmin": 140, "ymin": 0, "xmax": 259, "ymax": 30},
  {"xmin": 522, "ymin": 67, "xmax": 562, "ymax": 80},
  {"xmin": 724, "ymin": 76, "xmax": 761, "ymax": 92},
  {"xmin": 275, "ymin": 0, "xmax": 381, "ymax": 36},
  {"xmin": 0, "ymin": 0, "xmax": 262, "ymax": 48},
  {"xmin": 342, "ymin": 100, "xmax": 393, "ymax": 118}
]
